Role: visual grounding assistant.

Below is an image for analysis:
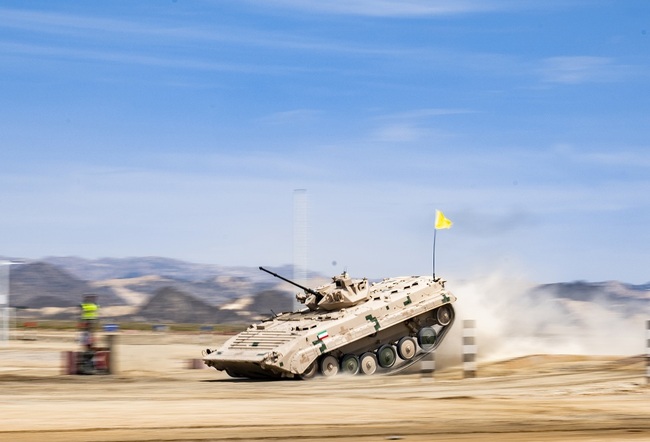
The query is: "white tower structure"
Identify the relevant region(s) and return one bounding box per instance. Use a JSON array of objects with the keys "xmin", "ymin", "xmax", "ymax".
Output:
[
  {"xmin": 293, "ymin": 189, "xmax": 308, "ymax": 311},
  {"xmin": 0, "ymin": 261, "xmax": 24, "ymax": 345},
  {"xmin": 0, "ymin": 262, "xmax": 9, "ymax": 345},
  {"xmin": 0, "ymin": 262, "xmax": 12, "ymax": 345}
]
